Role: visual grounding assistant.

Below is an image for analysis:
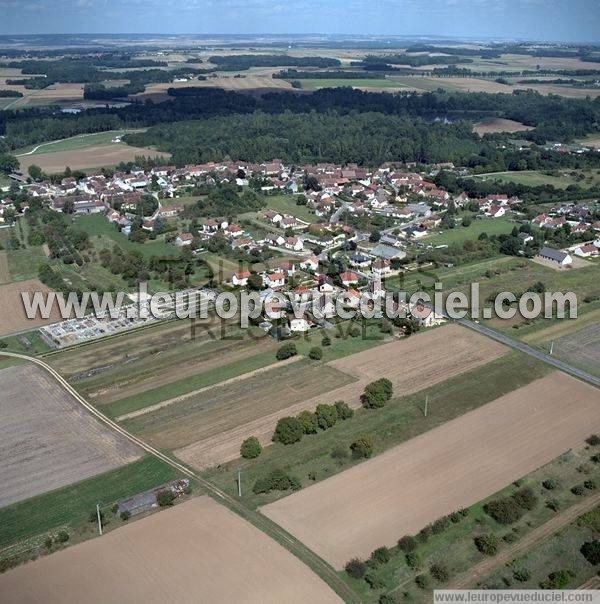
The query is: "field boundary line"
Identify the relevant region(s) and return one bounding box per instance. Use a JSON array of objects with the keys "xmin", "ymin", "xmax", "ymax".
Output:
[
  {"xmin": 448, "ymin": 490, "xmax": 600, "ymax": 589},
  {"xmin": 0, "ymin": 351, "xmax": 361, "ymax": 604},
  {"xmin": 115, "ymin": 355, "xmax": 303, "ymax": 421}
]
